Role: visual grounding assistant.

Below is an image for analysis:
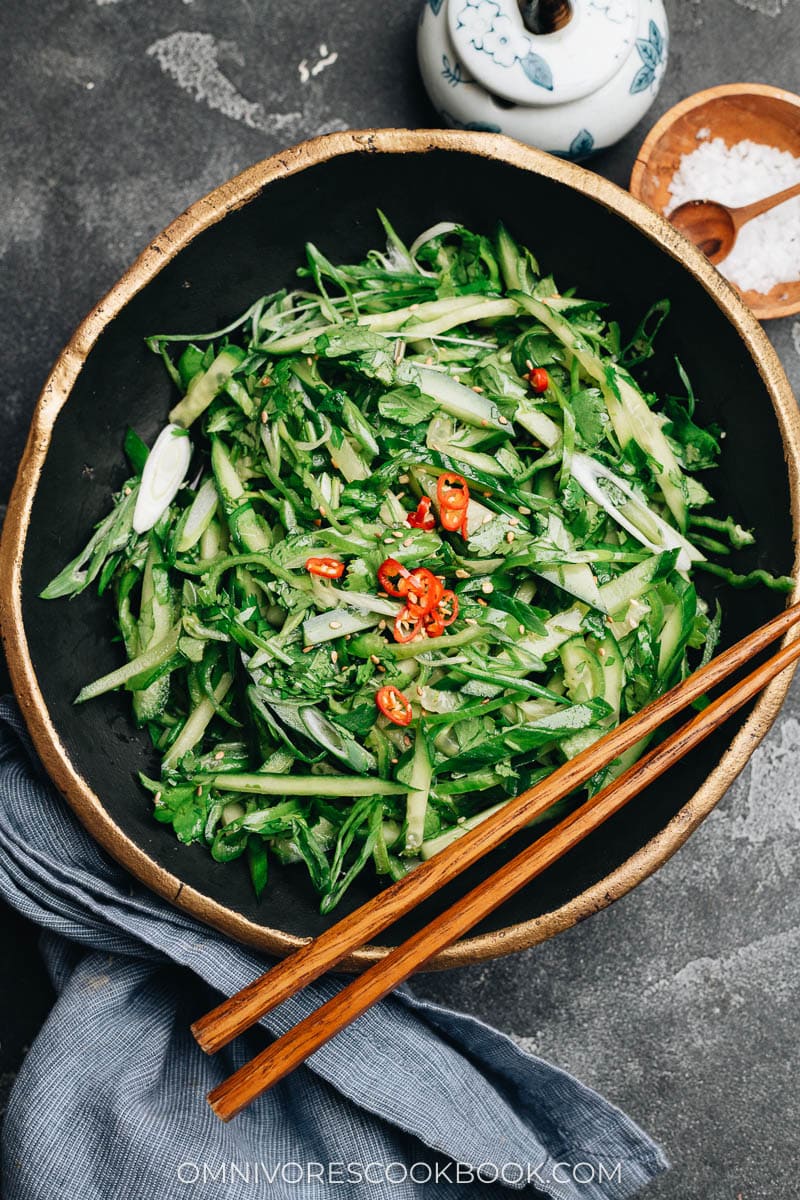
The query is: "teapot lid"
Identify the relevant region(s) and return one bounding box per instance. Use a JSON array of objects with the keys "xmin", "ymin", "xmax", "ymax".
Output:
[{"xmin": 447, "ymin": 0, "xmax": 638, "ymax": 107}]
